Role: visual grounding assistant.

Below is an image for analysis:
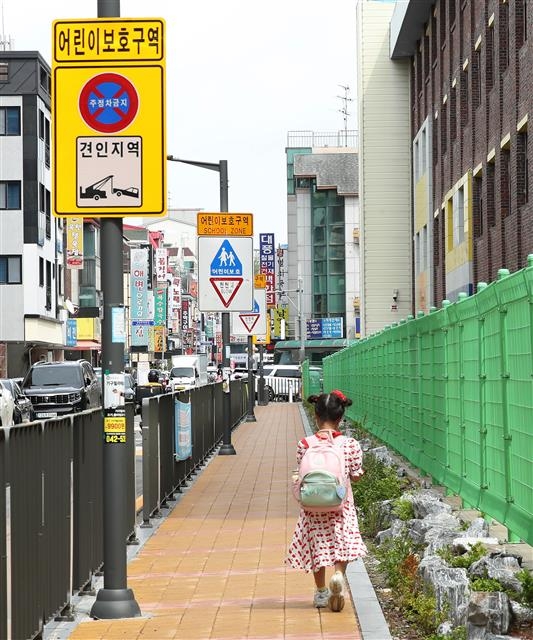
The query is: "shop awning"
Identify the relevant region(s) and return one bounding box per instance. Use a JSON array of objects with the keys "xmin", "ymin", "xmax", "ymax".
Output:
[
  {"xmin": 66, "ymin": 340, "xmax": 101, "ymax": 351},
  {"xmin": 274, "ymin": 339, "xmax": 351, "ymax": 350}
]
